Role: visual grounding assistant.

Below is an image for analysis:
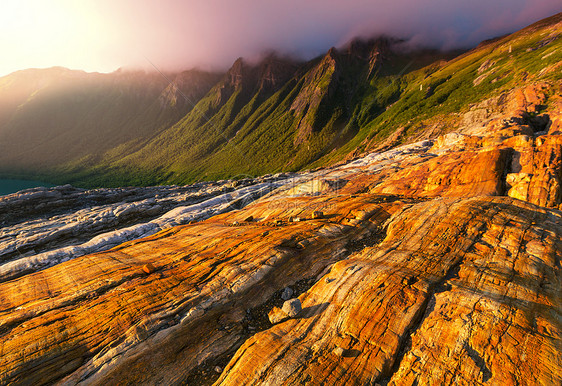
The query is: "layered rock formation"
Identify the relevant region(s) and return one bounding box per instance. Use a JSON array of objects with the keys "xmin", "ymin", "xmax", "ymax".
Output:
[
  {"xmin": 217, "ymin": 196, "xmax": 561, "ymax": 385},
  {"xmin": 0, "ymin": 174, "xmax": 295, "ymax": 283}
]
